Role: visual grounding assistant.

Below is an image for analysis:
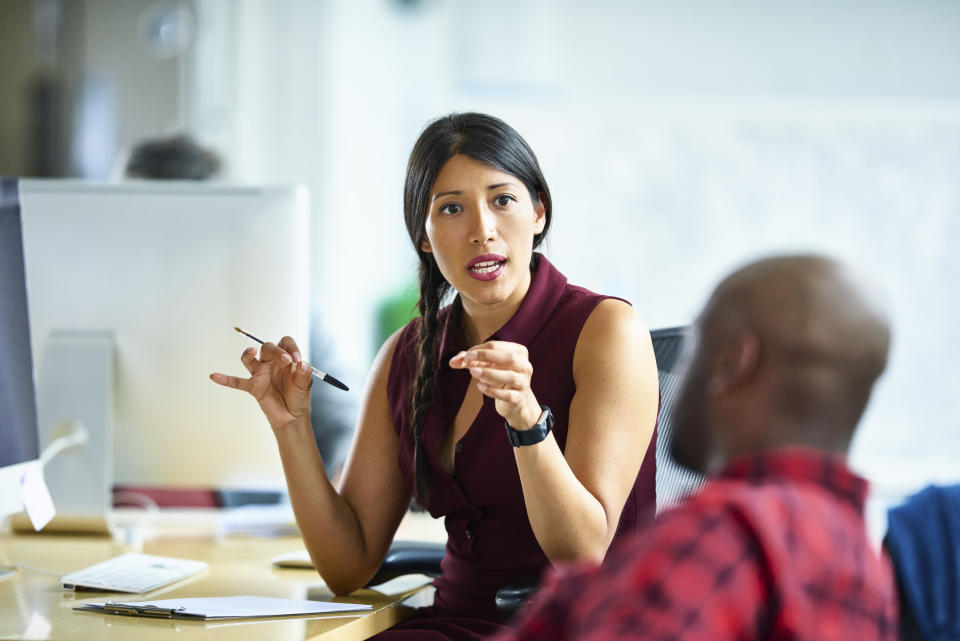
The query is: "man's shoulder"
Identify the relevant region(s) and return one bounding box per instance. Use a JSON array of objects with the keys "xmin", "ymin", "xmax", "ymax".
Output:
[
  {"xmin": 660, "ymin": 478, "xmax": 764, "ymax": 516},
  {"xmin": 680, "ymin": 474, "xmax": 820, "ymax": 511},
  {"xmin": 619, "ymin": 480, "xmax": 789, "ymax": 561},
  {"xmin": 608, "ymin": 486, "xmax": 757, "ymax": 570},
  {"xmin": 655, "ymin": 478, "xmax": 812, "ymax": 539}
]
